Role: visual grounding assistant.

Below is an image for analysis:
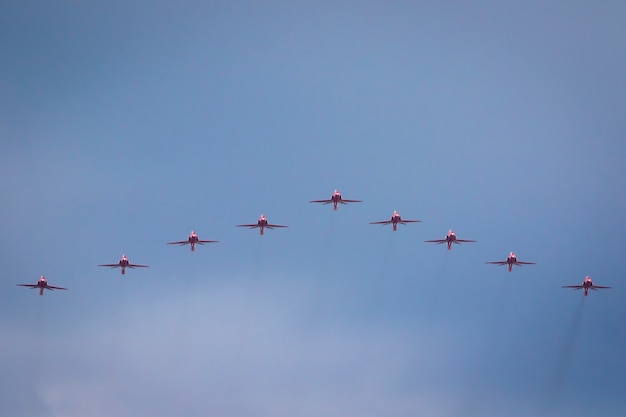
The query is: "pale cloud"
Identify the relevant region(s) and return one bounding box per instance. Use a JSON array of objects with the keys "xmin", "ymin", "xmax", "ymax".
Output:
[
  {"xmin": 3, "ymin": 274, "xmax": 621, "ymax": 417},
  {"xmin": 8, "ymin": 276, "xmax": 460, "ymax": 417}
]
